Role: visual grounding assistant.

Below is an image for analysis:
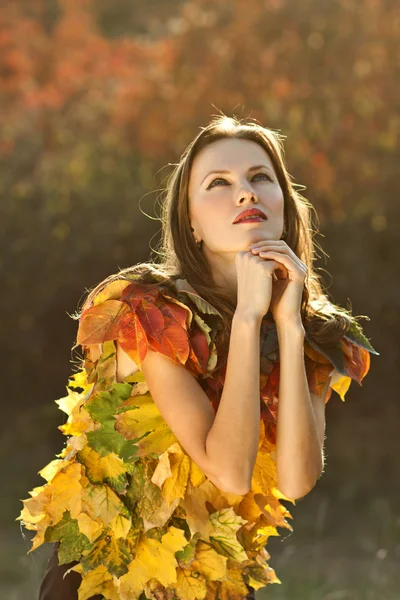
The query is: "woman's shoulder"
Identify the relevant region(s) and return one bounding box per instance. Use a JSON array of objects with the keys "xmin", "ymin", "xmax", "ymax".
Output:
[{"xmin": 75, "ymin": 274, "xmax": 224, "ymax": 379}]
